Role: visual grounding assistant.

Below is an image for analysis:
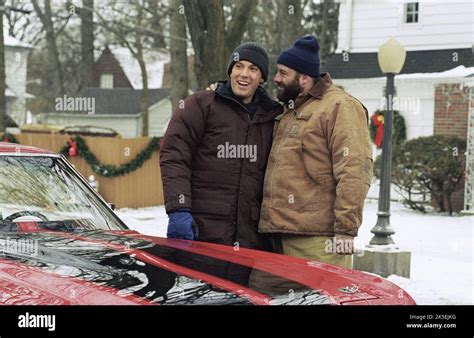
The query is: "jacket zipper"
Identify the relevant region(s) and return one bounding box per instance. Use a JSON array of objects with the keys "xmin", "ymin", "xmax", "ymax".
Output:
[
  {"xmin": 216, "ymin": 91, "xmax": 263, "ymax": 243},
  {"xmin": 234, "ymin": 114, "xmax": 253, "ymax": 245},
  {"xmin": 217, "ymin": 95, "xmax": 254, "ymax": 244}
]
